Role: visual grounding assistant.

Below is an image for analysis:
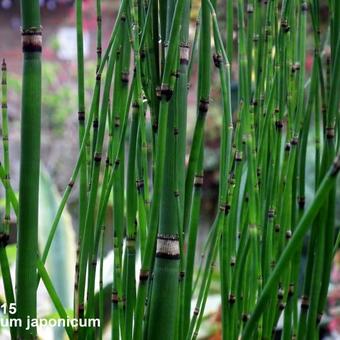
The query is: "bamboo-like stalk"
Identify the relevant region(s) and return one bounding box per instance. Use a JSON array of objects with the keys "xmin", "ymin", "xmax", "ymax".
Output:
[
  {"xmin": 181, "ymin": 17, "xmax": 213, "ymax": 332},
  {"xmin": 75, "ymin": 0, "xmax": 87, "ymax": 239},
  {"xmin": 226, "ymin": 0, "xmax": 233, "ymax": 68},
  {"xmin": 145, "ymin": 0, "xmax": 183, "ymax": 337},
  {"xmin": 124, "ymin": 99, "xmax": 139, "ymax": 340},
  {"xmin": 15, "ymin": 0, "xmax": 41, "ymax": 336},
  {"xmin": 133, "ymin": 1, "xmax": 189, "ymax": 338},
  {"xmin": 1, "ymin": 59, "xmax": 11, "ymax": 238},
  {"xmin": 2, "ymin": 1, "xmax": 339, "ymax": 339},
  {"xmin": 309, "ymin": 5, "xmax": 340, "ymax": 336},
  {"xmin": 0, "ymin": 59, "xmax": 16, "ymax": 340},
  {"xmin": 73, "ymin": 0, "xmax": 88, "ymax": 323},
  {"xmin": 79, "ymin": 12, "xmax": 129, "ymax": 318},
  {"xmin": 41, "ymin": 0, "xmax": 128, "ymax": 269},
  {"xmin": 243, "ymin": 155, "xmax": 340, "ymax": 338},
  {"xmin": 110, "ymin": 9, "xmax": 129, "ymax": 339},
  {"xmin": 0, "ymin": 163, "xmax": 18, "ymax": 215}
]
